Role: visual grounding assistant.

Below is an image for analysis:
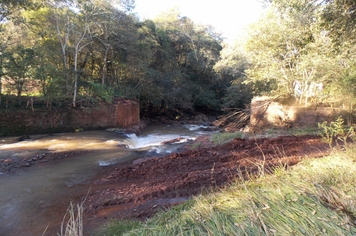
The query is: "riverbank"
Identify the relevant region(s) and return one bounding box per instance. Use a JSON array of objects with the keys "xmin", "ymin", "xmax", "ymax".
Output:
[
  {"xmin": 82, "ymin": 134, "xmax": 330, "ymax": 235},
  {"xmin": 0, "ymin": 123, "xmax": 222, "ymax": 236},
  {"xmin": 100, "ymin": 144, "xmax": 356, "ymax": 235},
  {"xmin": 0, "ymin": 120, "xmax": 331, "ymax": 235}
]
